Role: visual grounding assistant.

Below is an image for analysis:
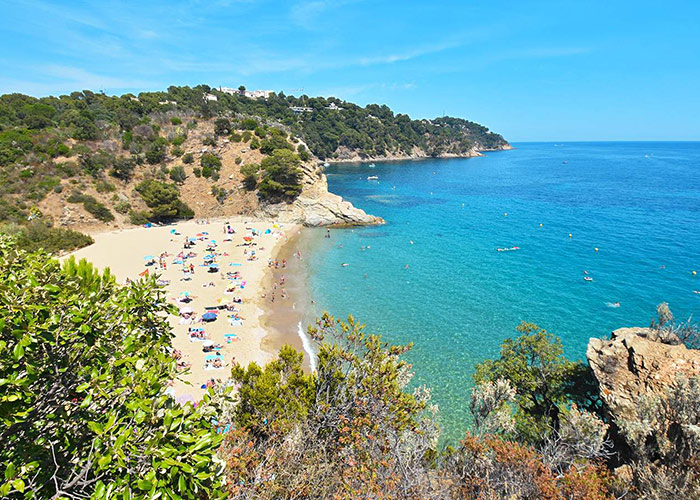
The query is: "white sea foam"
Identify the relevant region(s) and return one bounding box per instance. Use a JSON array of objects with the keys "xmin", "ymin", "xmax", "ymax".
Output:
[{"xmin": 298, "ymin": 321, "xmax": 317, "ymax": 372}]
